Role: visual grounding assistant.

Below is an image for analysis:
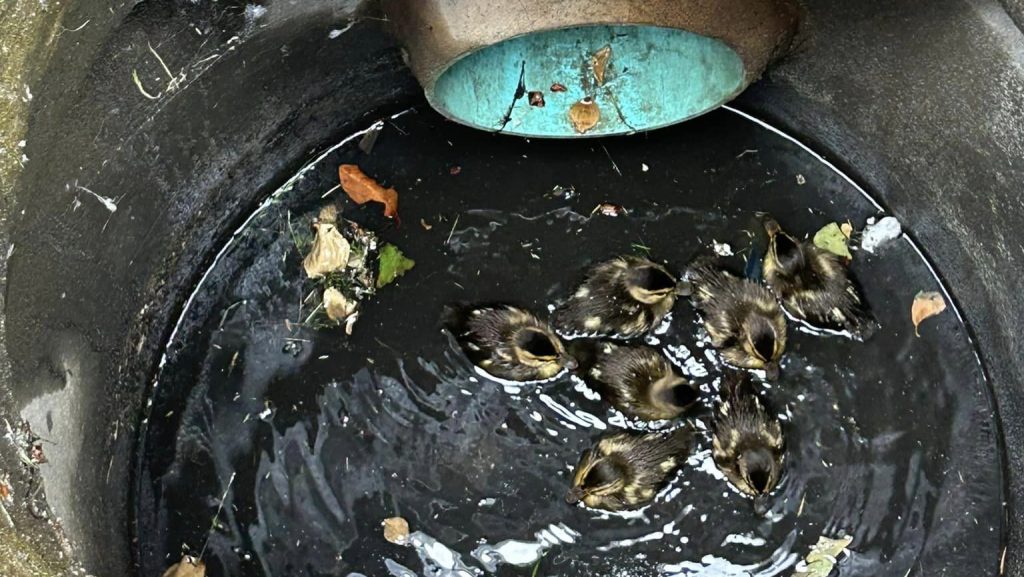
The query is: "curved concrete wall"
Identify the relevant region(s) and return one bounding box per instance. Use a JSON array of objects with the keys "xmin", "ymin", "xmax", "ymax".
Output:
[{"xmin": 0, "ymin": 0, "xmax": 1021, "ymax": 575}]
